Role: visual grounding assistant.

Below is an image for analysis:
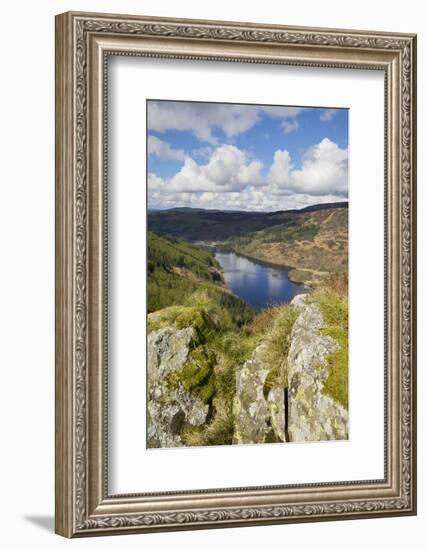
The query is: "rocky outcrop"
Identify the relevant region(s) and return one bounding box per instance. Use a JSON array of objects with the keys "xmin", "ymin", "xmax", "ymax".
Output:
[
  {"xmin": 147, "ymin": 324, "xmax": 209, "ymax": 448},
  {"xmin": 148, "ymin": 293, "xmax": 348, "ymax": 448},
  {"xmin": 232, "ymin": 294, "xmax": 348, "ymax": 445},
  {"xmin": 287, "ymin": 295, "xmax": 348, "ymax": 441},
  {"xmin": 233, "ymin": 343, "xmax": 285, "ymax": 444}
]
